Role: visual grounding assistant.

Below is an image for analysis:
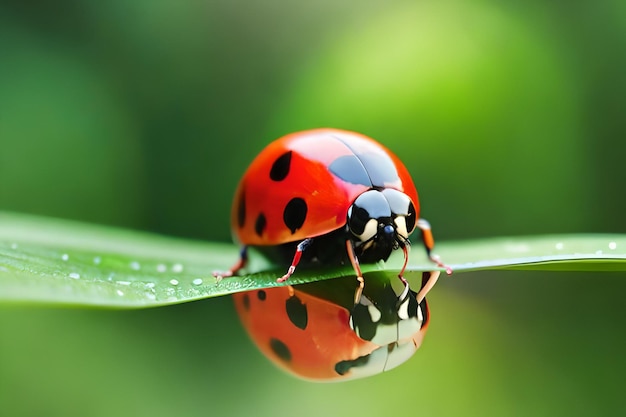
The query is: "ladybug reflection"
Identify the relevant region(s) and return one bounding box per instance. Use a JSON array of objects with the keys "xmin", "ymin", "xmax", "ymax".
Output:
[{"xmin": 233, "ymin": 272, "xmax": 432, "ymax": 382}]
